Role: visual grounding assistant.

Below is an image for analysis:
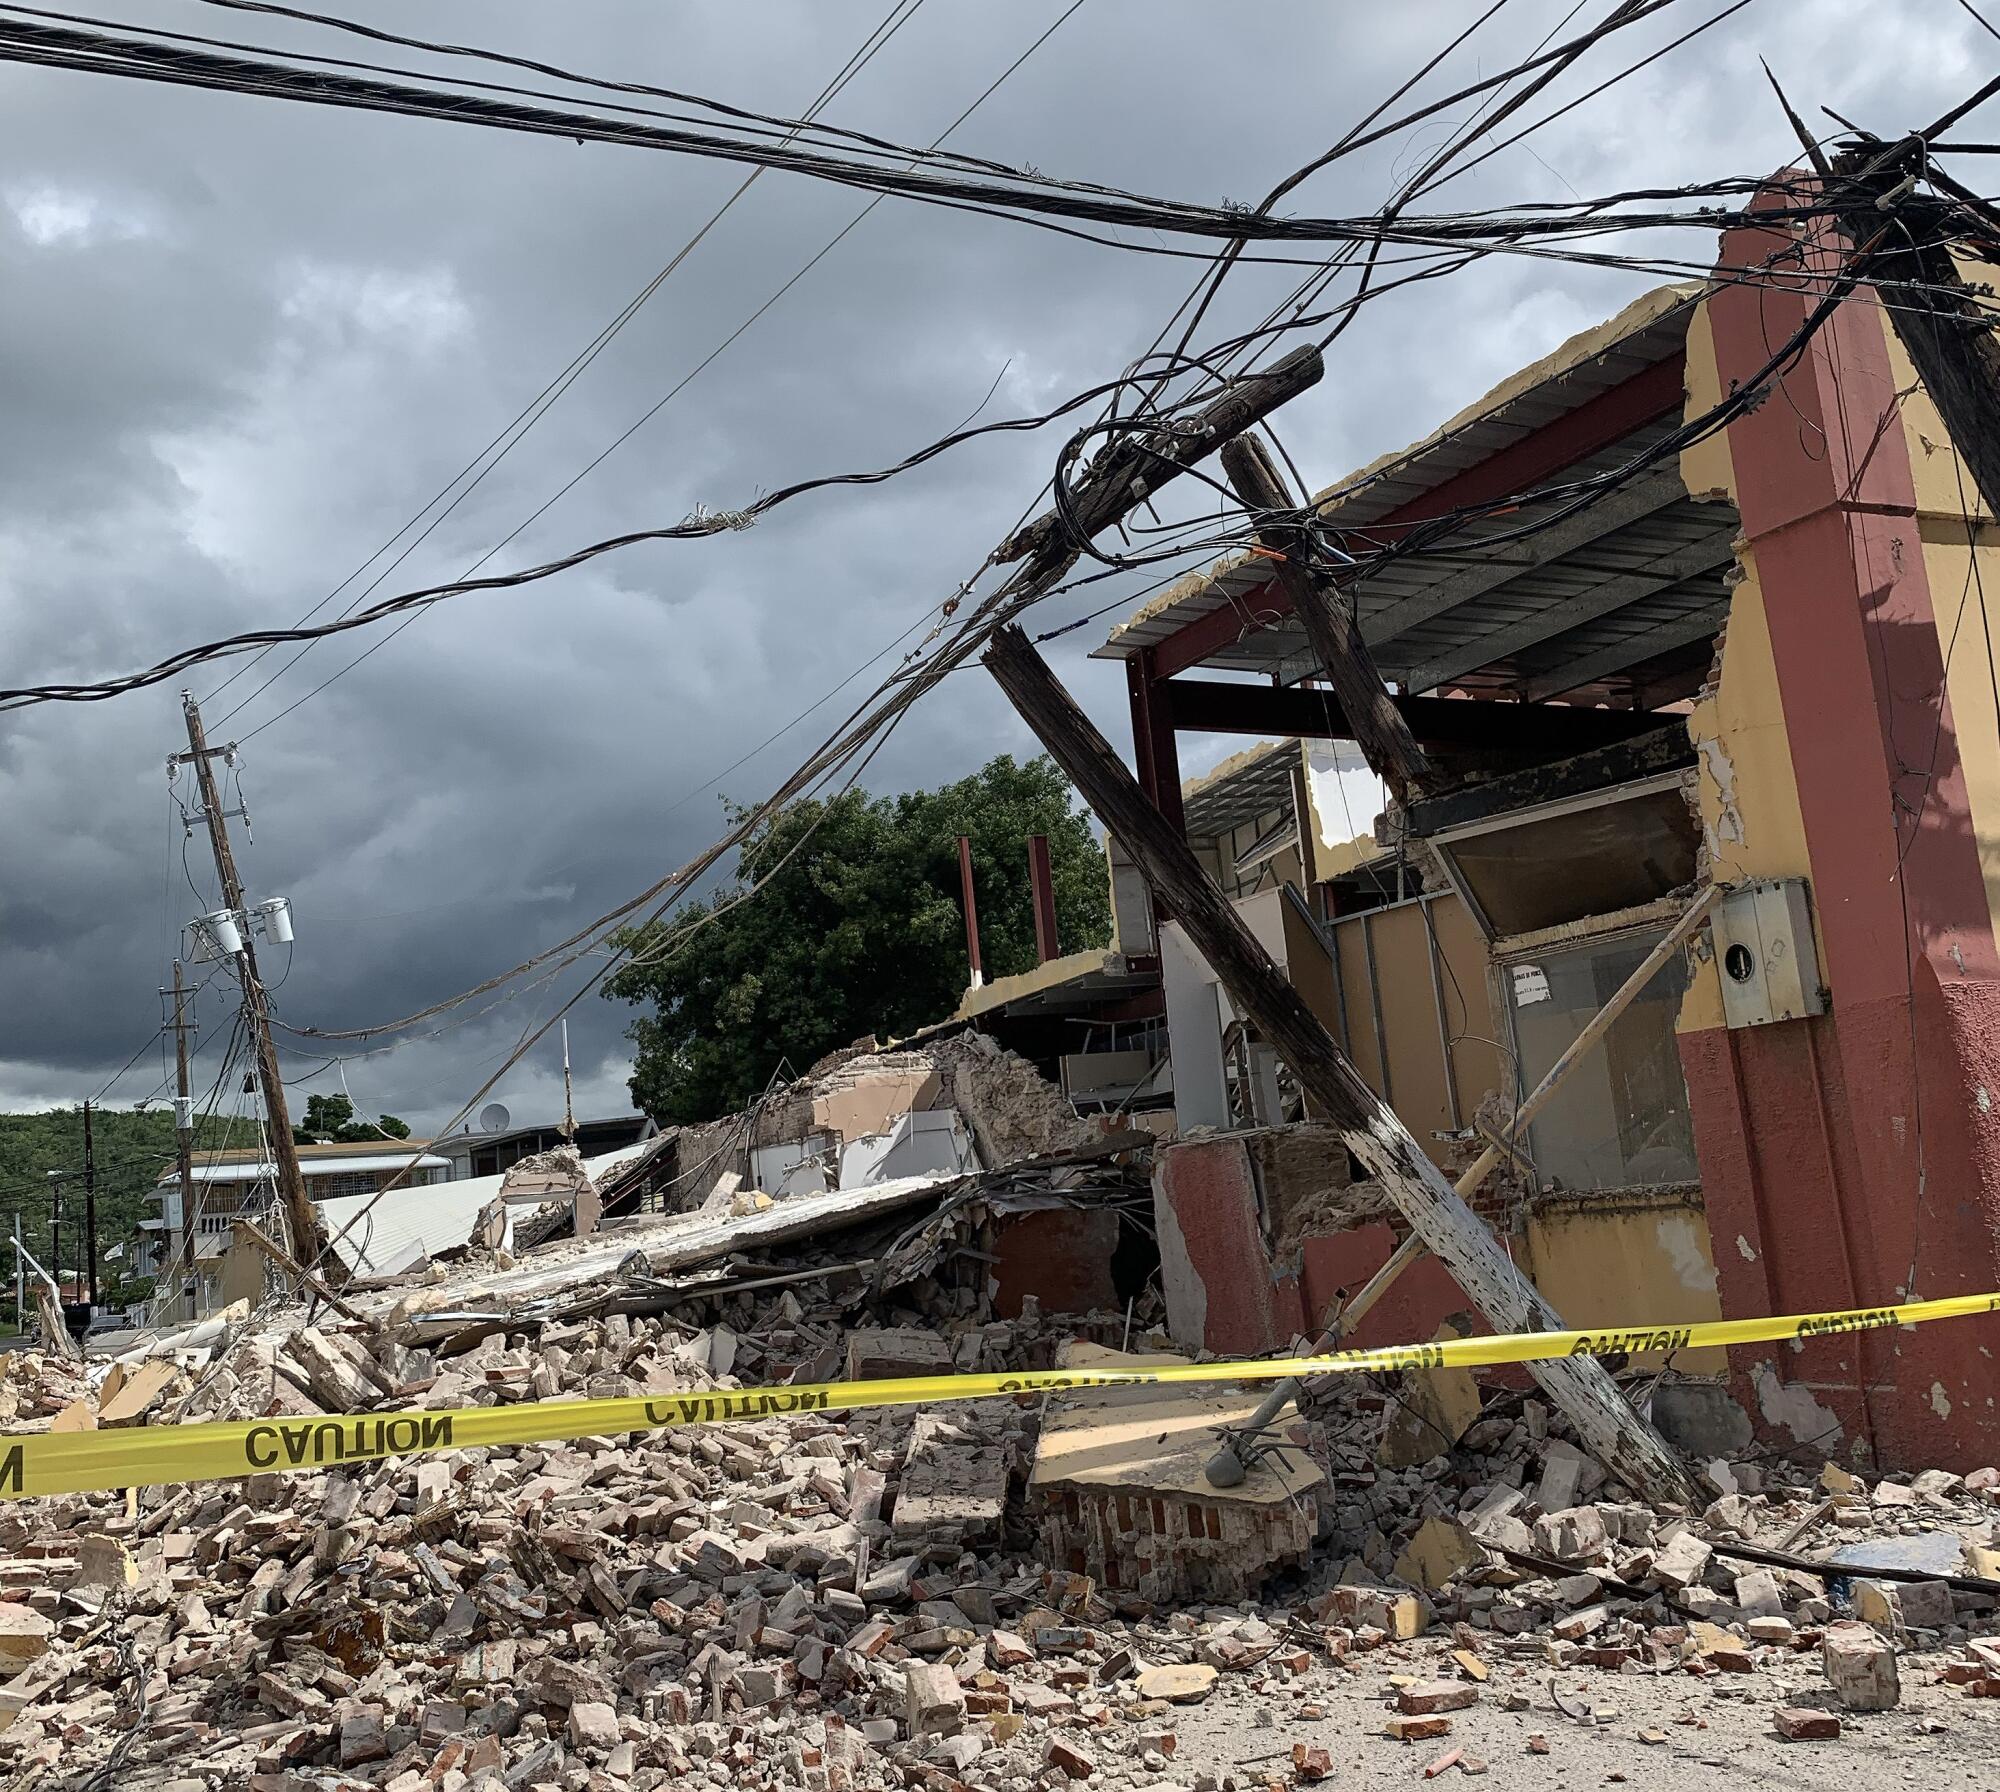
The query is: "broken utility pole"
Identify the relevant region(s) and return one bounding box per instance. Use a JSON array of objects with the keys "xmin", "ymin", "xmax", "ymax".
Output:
[
  {"xmin": 1219, "ymin": 434, "xmax": 1437, "ymax": 805},
  {"xmin": 178, "ymin": 692, "xmax": 328, "ymax": 1265},
  {"xmin": 995, "ymin": 344, "xmax": 1327, "ymax": 574},
  {"xmin": 982, "ymin": 622, "xmax": 1697, "ymax": 1505}
]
